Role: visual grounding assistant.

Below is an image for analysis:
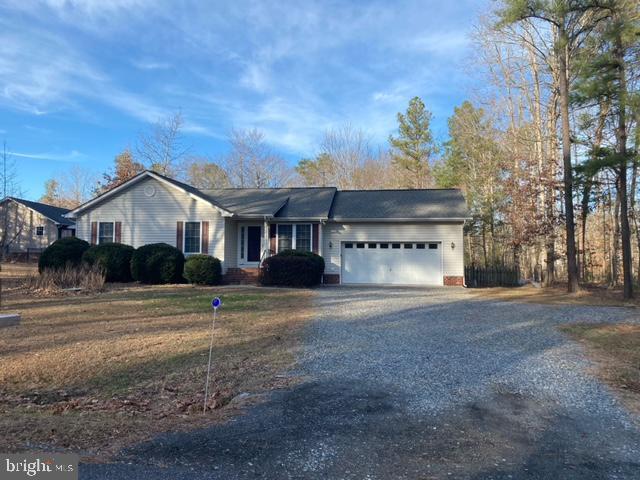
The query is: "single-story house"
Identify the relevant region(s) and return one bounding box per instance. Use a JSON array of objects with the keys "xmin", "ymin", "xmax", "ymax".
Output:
[
  {"xmin": 0, "ymin": 197, "xmax": 75, "ymax": 257},
  {"xmin": 66, "ymin": 171, "xmax": 468, "ymax": 286}
]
